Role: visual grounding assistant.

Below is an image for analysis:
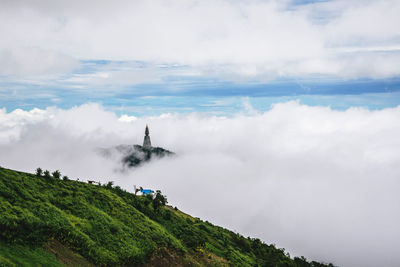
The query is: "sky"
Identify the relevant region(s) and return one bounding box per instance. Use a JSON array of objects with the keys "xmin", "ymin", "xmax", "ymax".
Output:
[
  {"xmin": 1, "ymin": 0, "xmax": 400, "ymax": 114},
  {"xmin": 1, "ymin": 0, "xmax": 400, "ymax": 266}
]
